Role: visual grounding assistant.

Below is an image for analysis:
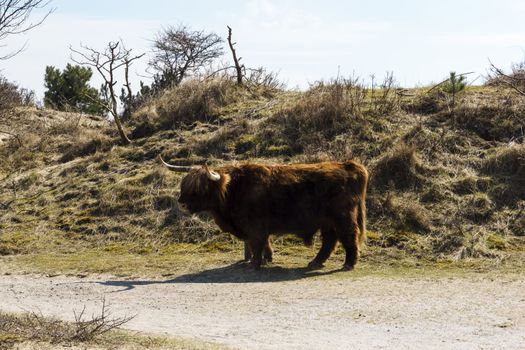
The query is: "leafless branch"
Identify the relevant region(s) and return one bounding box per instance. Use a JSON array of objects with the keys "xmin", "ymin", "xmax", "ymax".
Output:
[
  {"xmin": 0, "ymin": 298, "xmax": 135, "ymax": 344},
  {"xmin": 488, "ymin": 60, "xmax": 525, "ymax": 96},
  {"xmin": 0, "ymin": 128, "xmax": 23, "ymax": 146},
  {"xmin": 71, "ymin": 298, "xmax": 135, "ymax": 341},
  {"xmin": 204, "ymin": 64, "xmax": 236, "ymax": 80},
  {"xmin": 0, "ymin": 0, "xmax": 54, "ymax": 59}
]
